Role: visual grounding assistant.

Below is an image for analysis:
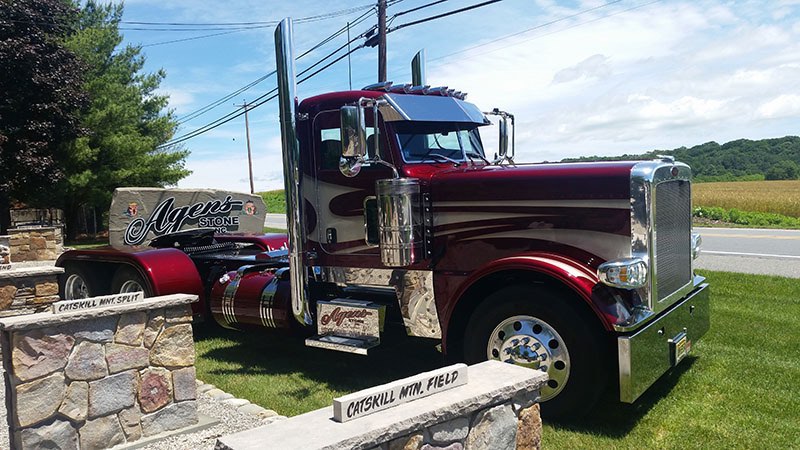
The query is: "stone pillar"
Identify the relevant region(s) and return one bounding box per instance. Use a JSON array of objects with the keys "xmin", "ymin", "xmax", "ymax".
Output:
[
  {"xmin": 0, "ymin": 266, "xmax": 64, "ymax": 317},
  {"xmin": 0, "ymin": 294, "xmax": 199, "ymax": 450},
  {"xmin": 7, "ymin": 226, "xmax": 64, "ymax": 262}
]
